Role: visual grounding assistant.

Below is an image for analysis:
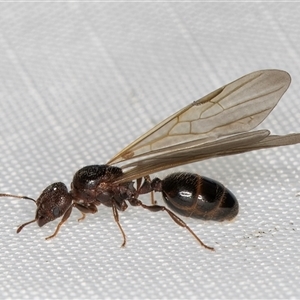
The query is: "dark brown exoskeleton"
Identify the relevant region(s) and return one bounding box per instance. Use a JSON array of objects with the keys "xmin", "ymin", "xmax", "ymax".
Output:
[
  {"xmin": 2, "ymin": 70, "xmax": 300, "ymax": 250},
  {"xmin": 151, "ymin": 173, "xmax": 238, "ymax": 221},
  {"xmin": 0, "ymin": 164, "xmax": 238, "ymax": 251}
]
